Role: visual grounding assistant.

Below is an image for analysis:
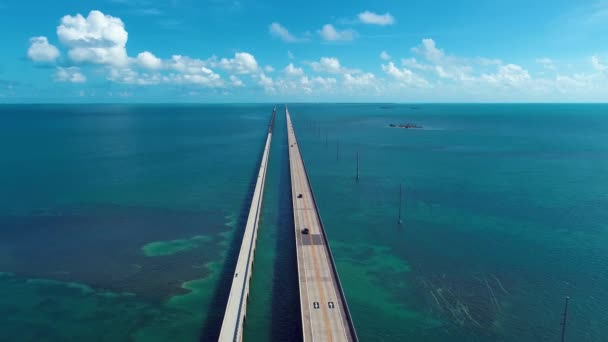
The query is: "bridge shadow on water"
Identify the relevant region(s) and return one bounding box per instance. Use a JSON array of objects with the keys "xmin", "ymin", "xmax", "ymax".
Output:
[
  {"xmin": 270, "ymin": 116, "xmax": 303, "ymax": 341},
  {"xmin": 198, "ymin": 136, "xmax": 266, "ymax": 341}
]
